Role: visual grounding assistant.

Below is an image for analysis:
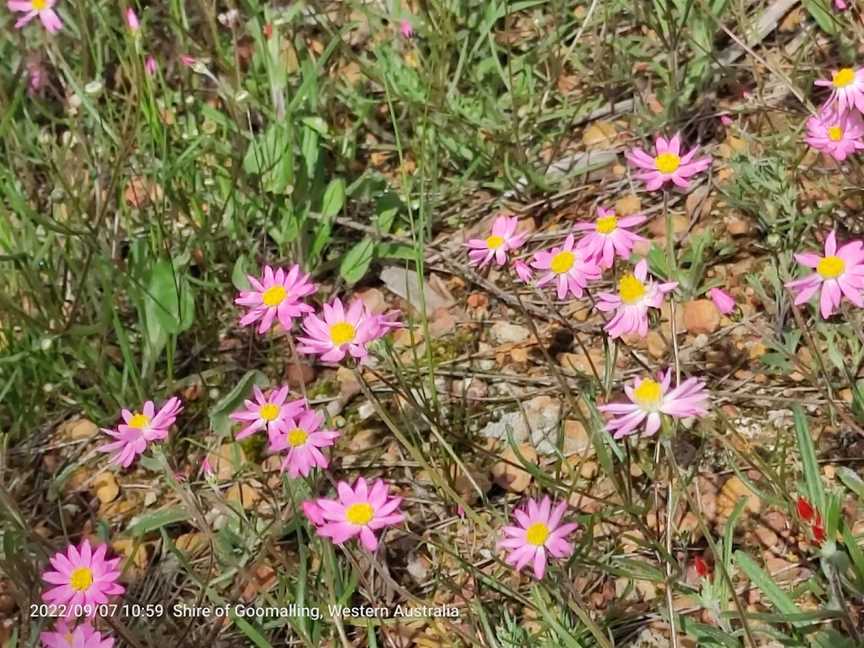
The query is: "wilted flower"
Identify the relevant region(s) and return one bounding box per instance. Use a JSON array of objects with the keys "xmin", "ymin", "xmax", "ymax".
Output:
[
  {"xmin": 40, "ymin": 619, "xmax": 114, "ymax": 648},
  {"xmin": 804, "ymin": 109, "xmax": 864, "ymax": 161},
  {"xmin": 8, "ymin": 0, "xmax": 63, "ymax": 32},
  {"xmin": 707, "ymin": 287, "xmax": 736, "ymax": 315},
  {"xmin": 499, "ymin": 496, "xmax": 578, "ymax": 580},
  {"xmin": 466, "ymin": 215, "xmax": 526, "ymax": 268},
  {"xmin": 268, "ymin": 407, "xmax": 340, "ymax": 478},
  {"xmin": 312, "ymin": 478, "xmax": 404, "ymax": 551},
  {"xmin": 99, "ymin": 397, "xmax": 182, "ymax": 467},
  {"xmin": 785, "ymin": 230, "xmax": 864, "ymax": 318},
  {"xmin": 235, "ymin": 265, "xmax": 316, "ymax": 334},
  {"xmin": 595, "ymin": 259, "xmax": 677, "ymax": 339},
  {"xmin": 531, "ymin": 234, "xmax": 602, "ymax": 300},
  {"xmin": 297, "ymin": 298, "xmax": 381, "ymax": 363},
  {"xmin": 400, "ymin": 19, "xmax": 414, "ymax": 38},
  {"xmin": 599, "ymin": 370, "xmax": 709, "ymax": 439},
  {"xmin": 42, "ymin": 540, "xmax": 124, "ymax": 615},
  {"xmin": 229, "ymin": 385, "xmax": 305, "ymax": 440},
  {"xmin": 627, "ymin": 133, "xmax": 712, "ymax": 191},
  {"xmin": 574, "ymin": 206, "xmax": 647, "ymax": 269},
  {"xmin": 513, "ymin": 259, "xmax": 533, "ymax": 283},
  {"xmin": 815, "ymin": 67, "xmax": 864, "ymax": 113}
]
